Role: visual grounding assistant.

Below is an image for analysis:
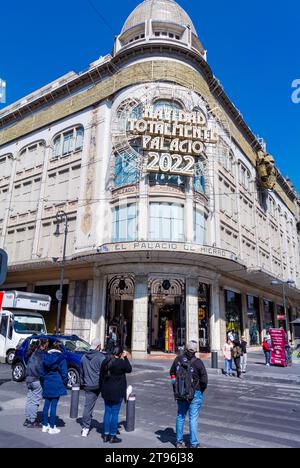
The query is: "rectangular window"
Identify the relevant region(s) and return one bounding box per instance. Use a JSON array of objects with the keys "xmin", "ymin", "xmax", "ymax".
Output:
[
  {"xmin": 113, "ymin": 204, "xmax": 137, "ymax": 242},
  {"xmin": 75, "ymin": 128, "xmax": 84, "ymax": 151},
  {"xmin": 53, "ymin": 136, "xmax": 61, "ymax": 158},
  {"xmin": 63, "ymin": 131, "xmax": 74, "ymax": 155},
  {"xmin": 149, "ymin": 203, "xmax": 184, "ymax": 242},
  {"xmin": 194, "ymin": 210, "xmax": 207, "ymax": 245}
]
